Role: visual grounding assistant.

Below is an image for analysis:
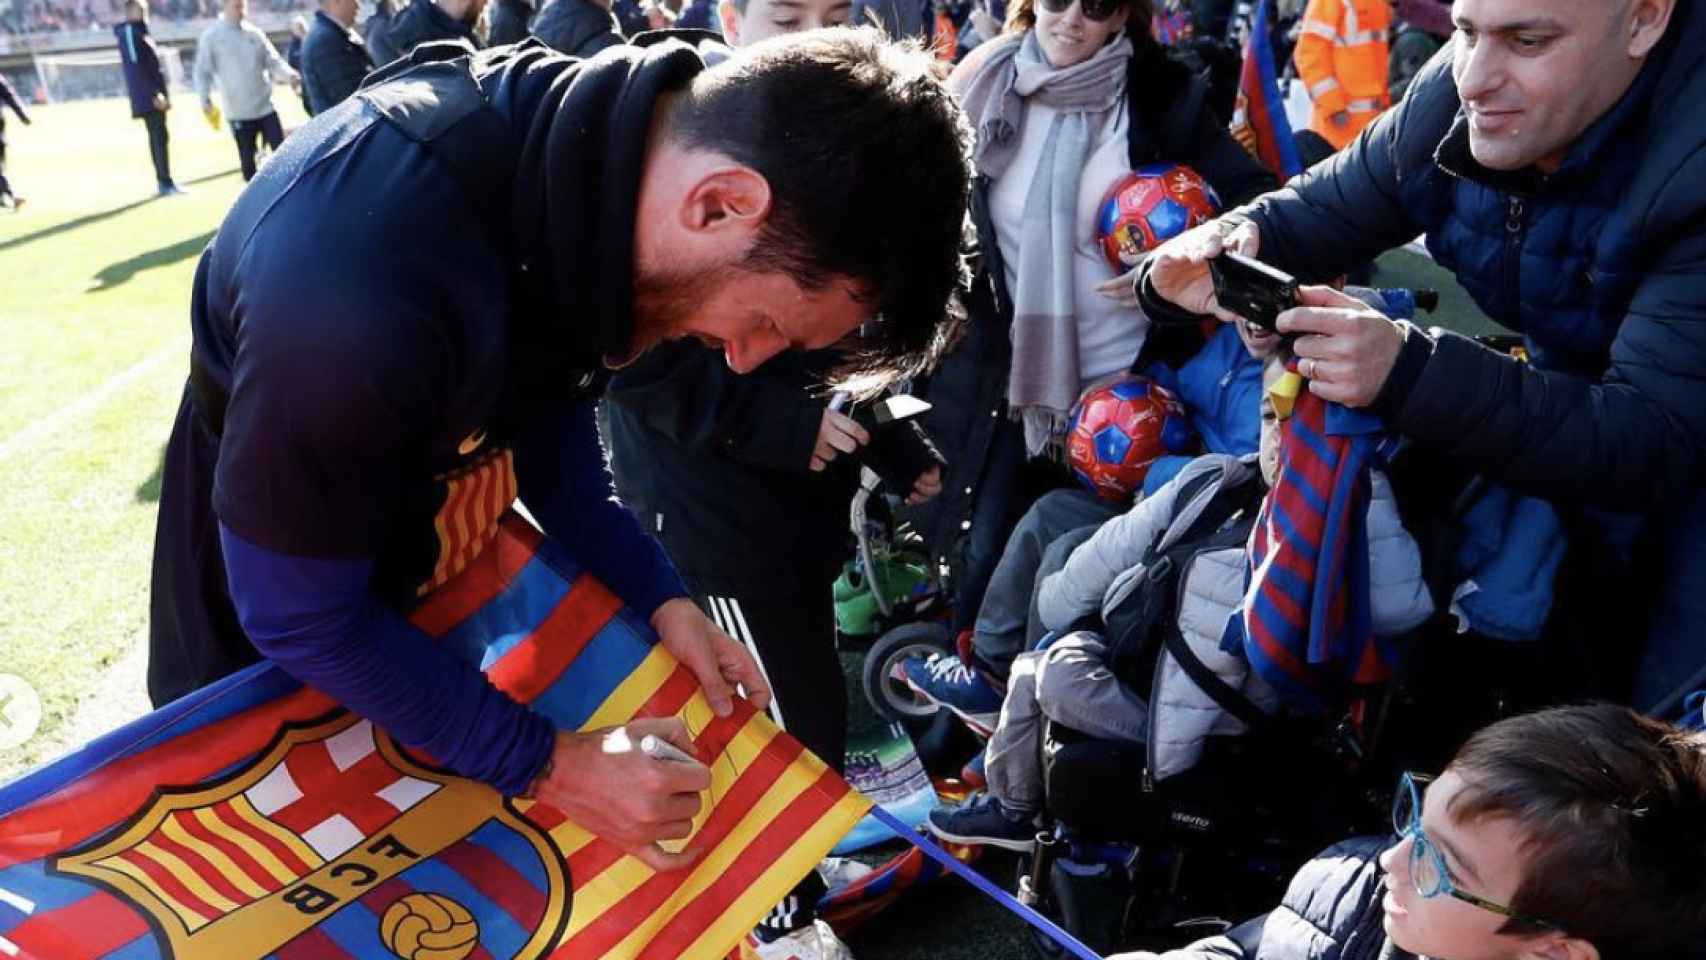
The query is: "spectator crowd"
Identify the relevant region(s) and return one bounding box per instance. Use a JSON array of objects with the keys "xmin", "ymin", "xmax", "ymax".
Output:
[{"xmin": 27, "ymin": 0, "xmax": 1706, "ymax": 958}]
